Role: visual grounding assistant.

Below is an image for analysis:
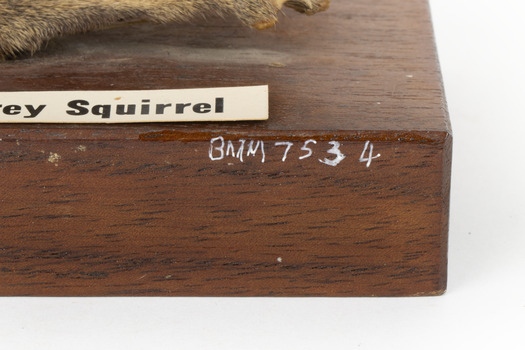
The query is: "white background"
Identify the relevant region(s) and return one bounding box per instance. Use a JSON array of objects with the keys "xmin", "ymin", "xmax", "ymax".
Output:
[{"xmin": 1, "ymin": 1, "xmax": 524, "ymax": 348}]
